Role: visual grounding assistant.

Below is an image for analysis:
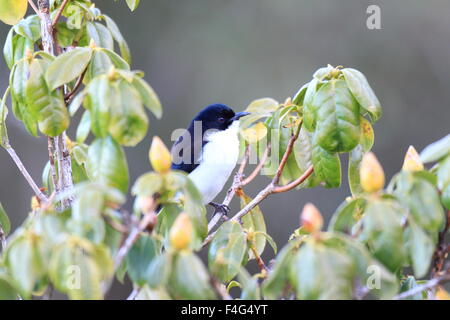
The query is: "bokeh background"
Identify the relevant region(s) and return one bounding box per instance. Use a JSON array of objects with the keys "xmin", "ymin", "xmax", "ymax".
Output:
[{"xmin": 1, "ymin": 0, "xmax": 450, "ymax": 298}]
